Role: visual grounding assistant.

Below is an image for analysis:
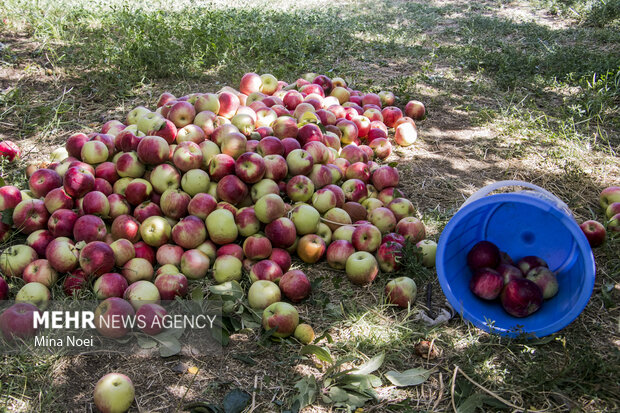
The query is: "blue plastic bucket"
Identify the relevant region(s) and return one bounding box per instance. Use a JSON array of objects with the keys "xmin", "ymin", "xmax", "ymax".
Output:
[{"xmin": 436, "ymin": 181, "xmax": 596, "ymax": 337}]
